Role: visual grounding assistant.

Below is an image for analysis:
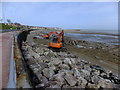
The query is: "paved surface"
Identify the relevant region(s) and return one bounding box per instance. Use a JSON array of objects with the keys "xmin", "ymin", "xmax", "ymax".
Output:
[{"xmin": 0, "ymin": 32, "xmax": 13, "ymax": 89}]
